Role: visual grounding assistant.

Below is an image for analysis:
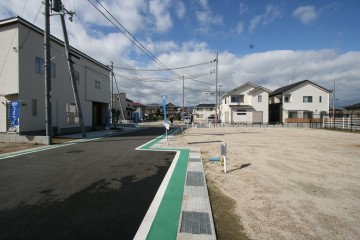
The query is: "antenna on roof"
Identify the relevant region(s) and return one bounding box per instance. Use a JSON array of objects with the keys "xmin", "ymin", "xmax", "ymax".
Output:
[{"xmin": 290, "ymin": 71, "xmax": 295, "ymax": 84}]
